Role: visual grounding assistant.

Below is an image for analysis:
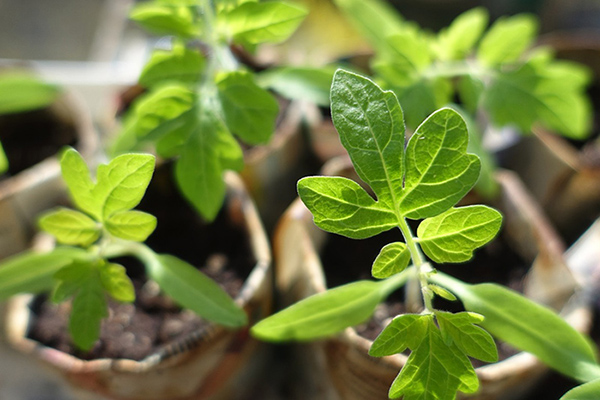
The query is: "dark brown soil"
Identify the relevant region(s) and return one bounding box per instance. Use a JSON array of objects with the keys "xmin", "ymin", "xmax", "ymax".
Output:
[
  {"xmin": 27, "ymin": 163, "xmax": 255, "ymax": 361},
  {"xmin": 0, "ymin": 102, "xmax": 78, "ymax": 176}
]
